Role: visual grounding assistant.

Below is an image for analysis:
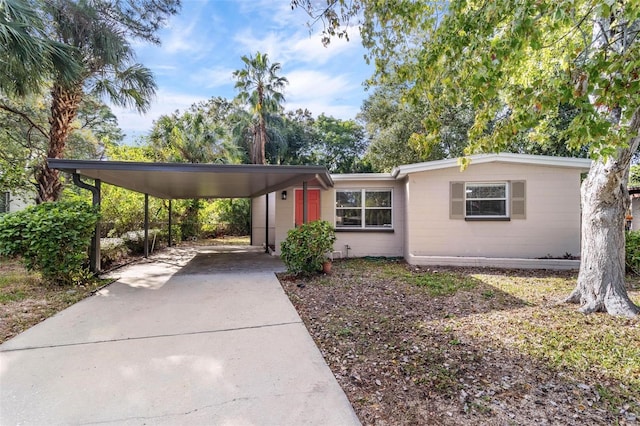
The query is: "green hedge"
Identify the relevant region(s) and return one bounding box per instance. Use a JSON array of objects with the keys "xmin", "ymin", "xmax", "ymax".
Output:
[
  {"xmin": 626, "ymin": 230, "xmax": 640, "ymax": 275},
  {"xmin": 0, "ymin": 201, "xmax": 100, "ymax": 285}
]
